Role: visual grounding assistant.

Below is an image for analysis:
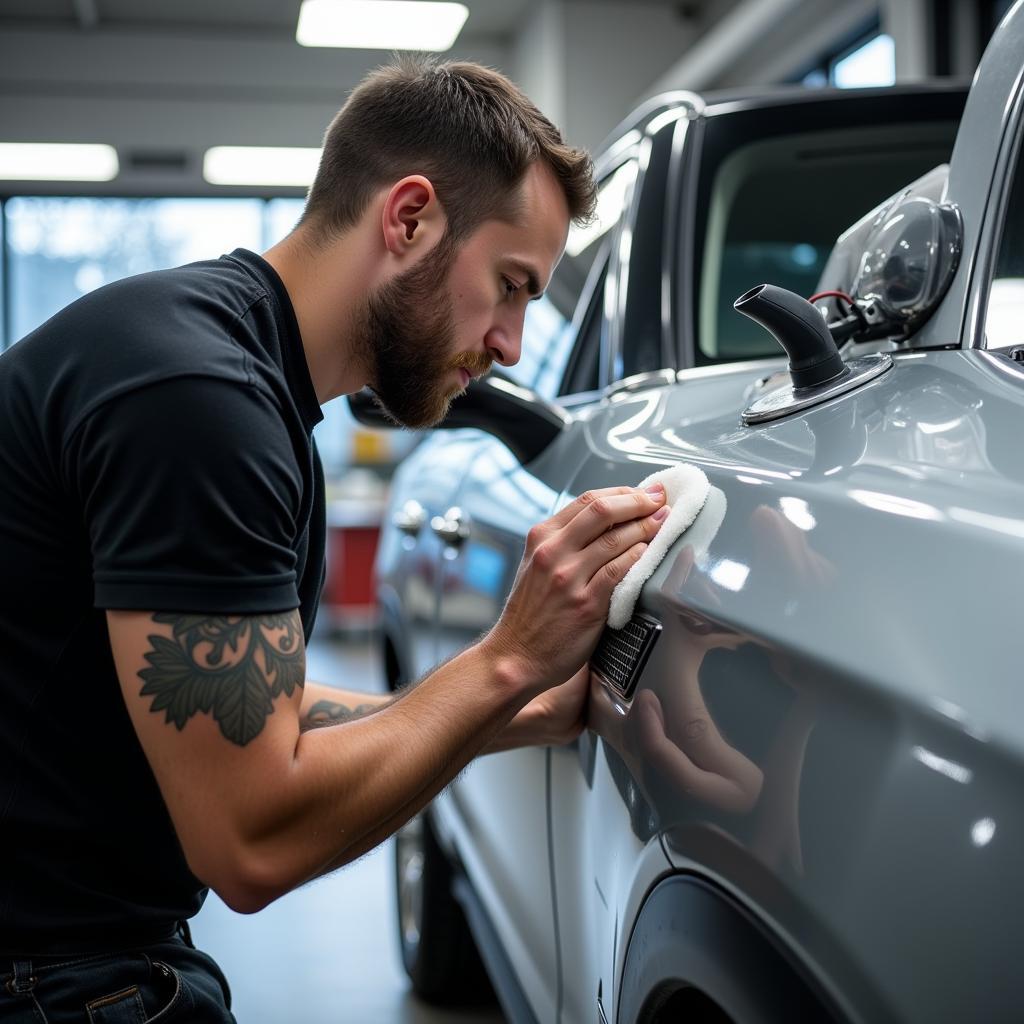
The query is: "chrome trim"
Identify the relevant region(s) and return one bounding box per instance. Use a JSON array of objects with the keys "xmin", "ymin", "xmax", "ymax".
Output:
[
  {"xmin": 661, "ymin": 117, "xmax": 691, "ymax": 371},
  {"xmin": 488, "ymin": 375, "xmax": 572, "ymax": 427},
  {"xmin": 604, "ymin": 368, "xmax": 677, "ymax": 401},
  {"xmin": 601, "ymin": 160, "xmax": 641, "ymax": 389},
  {"xmin": 591, "ymin": 614, "xmax": 662, "ymax": 703},
  {"xmin": 968, "ymin": 66, "xmax": 1024, "ymax": 349},
  {"xmin": 608, "ymin": 138, "xmax": 651, "ymax": 382},
  {"xmin": 430, "ymin": 506, "xmax": 471, "ymax": 546},
  {"xmin": 594, "ymin": 91, "xmax": 704, "ymax": 165},
  {"xmin": 593, "ymin": 132, "xmax": 642, "ymax": 180},
  {"xmin": 676, "ymin": 355, "xmax": 787, "ymax": 384},
  {"xmin": 392, "ymin": 499, "xmax": 426, "ymax": 536},
  {"xmin": 742, "ymin": 354, "xmax": 893, "ymax": 425}
]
